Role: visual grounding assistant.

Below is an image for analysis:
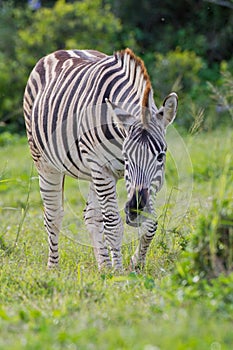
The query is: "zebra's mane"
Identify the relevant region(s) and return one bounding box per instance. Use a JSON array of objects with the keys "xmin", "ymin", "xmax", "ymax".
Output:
[{"xmin": 115, "ymin": 48, "xmax": 152, "ymax": 128}]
